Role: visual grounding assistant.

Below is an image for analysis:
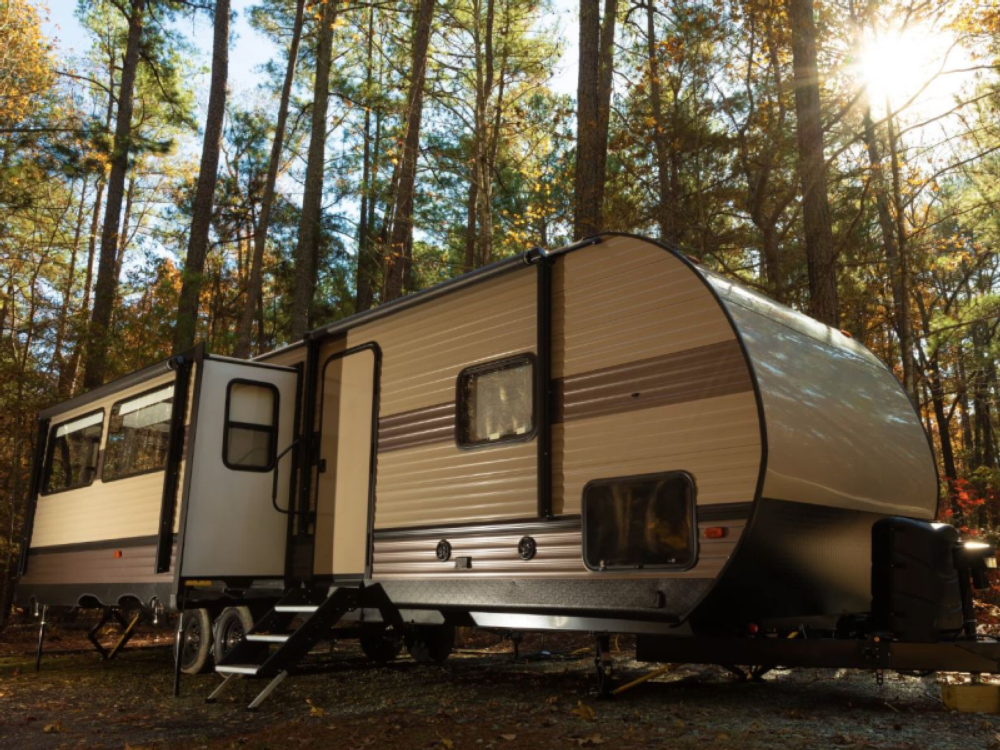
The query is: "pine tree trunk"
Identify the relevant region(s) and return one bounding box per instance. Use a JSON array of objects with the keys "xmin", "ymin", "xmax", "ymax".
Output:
[
  {"xmin": 573, "ymin": 0, "xmax": 617, "ymax": 239},
  {"xmin": 289, "ymin": 0, "xmax": 338, "ymax": 338},
  {"xmin": 175, "ymin": 0, "xmax": 231, "ymax": 352},
  {"xmin": 82, "ymin": 0, "xmax": 147, "ymax": 389},
  {"xmin": 355, "ymin": 4, "xmax": 380, "ymax": 313},
  {"xmin": 234, "ymin": 0, "xmax": 305, "ymax": 357},
  {"xmin": 786, "ymin": 0, "xmax": 839, "ymax": 327},
  {"xmin": 383, "ymin": 0, "xmax": 436, "ymax": 302},
  {"xmin": 645, "ymin": 2, "xmax": 672, "ymax": 243}
]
